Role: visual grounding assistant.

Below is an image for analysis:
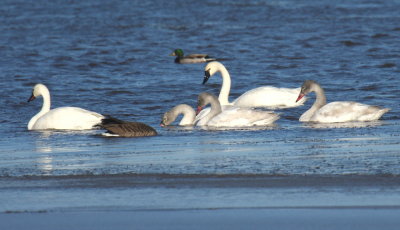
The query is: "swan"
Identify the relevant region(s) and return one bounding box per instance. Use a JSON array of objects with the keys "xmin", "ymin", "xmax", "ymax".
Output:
[
  {"xmin": 170, "ymin": 49, "xmax": 216, "ymax": 64},
  {"xmin": 161, "ymin": 93, "xmax": 280, "ymax": 127},
  {"xmin": 27, "ymin": 83, "xmax": 105, "ymax": 130},
  {"xmin": 296, "ymin": 80, "xmax": 390, "ymax": 123},
  {"xmin": 202, "ymin": 61, "xmax": 307, "ymax": 108}
]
